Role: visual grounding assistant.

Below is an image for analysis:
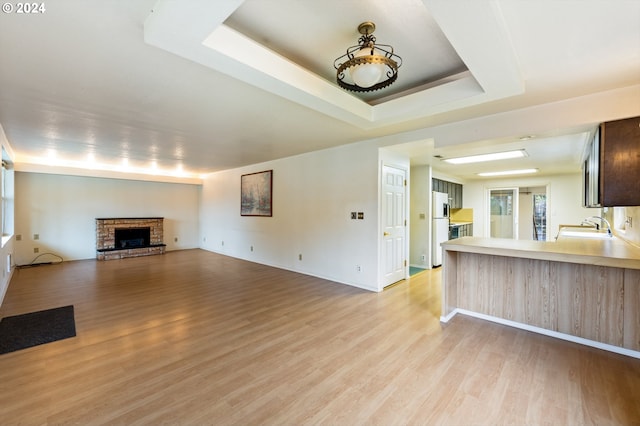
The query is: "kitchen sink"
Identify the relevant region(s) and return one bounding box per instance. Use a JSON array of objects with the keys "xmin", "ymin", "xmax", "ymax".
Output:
[{"xmin": 559, "ymin": 230, "xmax": 614, "ymax": 239}]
